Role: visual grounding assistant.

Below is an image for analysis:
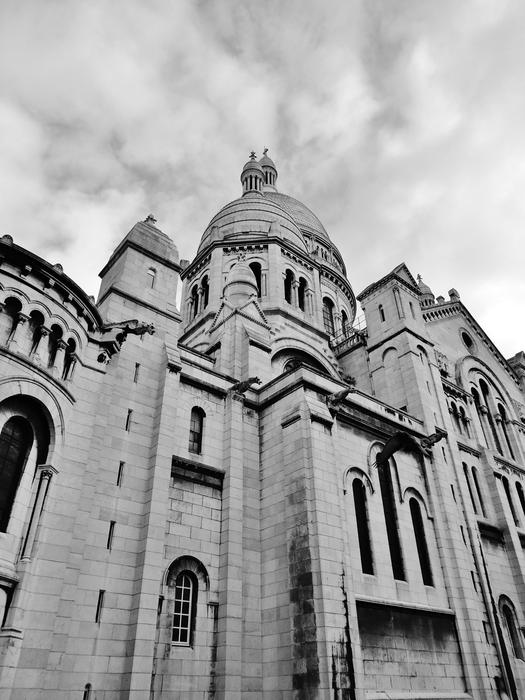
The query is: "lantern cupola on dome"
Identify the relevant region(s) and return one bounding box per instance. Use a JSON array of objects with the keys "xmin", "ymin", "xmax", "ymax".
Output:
[
  {"xmin": 241, "ymin": 151, "xmax": 264, "ymax": 196},
  {"xmin": 417, "ymin": 274, "xmax": 435, "ymax": 307},
  {"xmin": 259, "ymin": 148, "xmax": 278, "ymax": 192}
]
